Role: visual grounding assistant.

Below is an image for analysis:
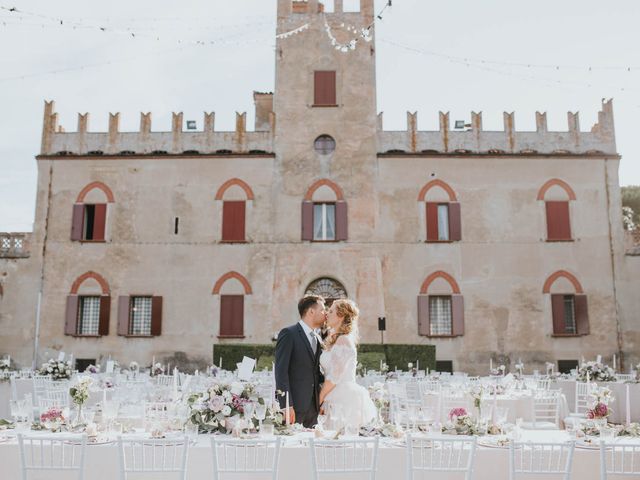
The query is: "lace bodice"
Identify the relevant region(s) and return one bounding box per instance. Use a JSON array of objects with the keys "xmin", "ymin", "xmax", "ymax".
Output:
[{"xmin": 320, "ymin": 334, "xmax": 357, "ymax": 384}]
